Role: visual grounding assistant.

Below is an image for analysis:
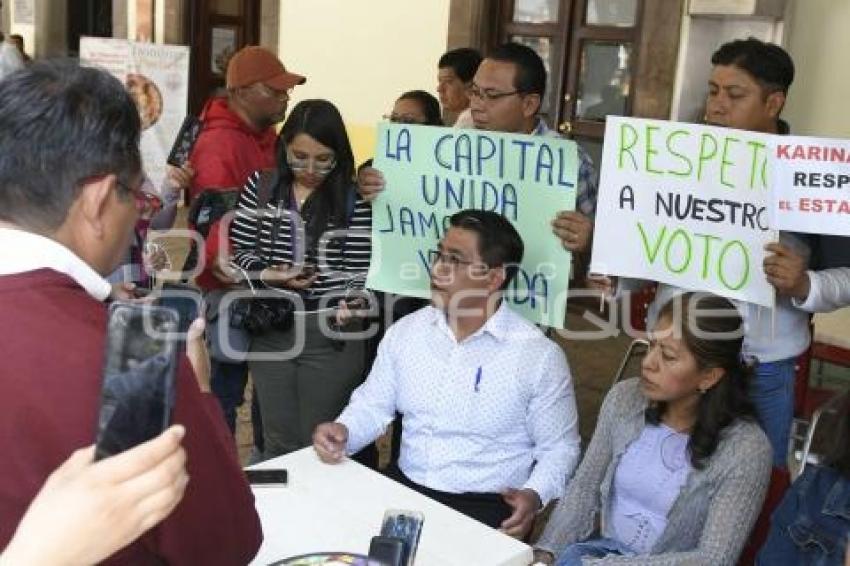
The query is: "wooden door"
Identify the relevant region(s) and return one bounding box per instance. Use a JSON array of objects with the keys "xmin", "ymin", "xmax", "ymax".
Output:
[
  {"xmin": 185, "ymin": 0, "xmax": 260, "ymax": 115},
  {"xmin": 496, "ymin": 0, "xmax": 645, "ymax": 166}
]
